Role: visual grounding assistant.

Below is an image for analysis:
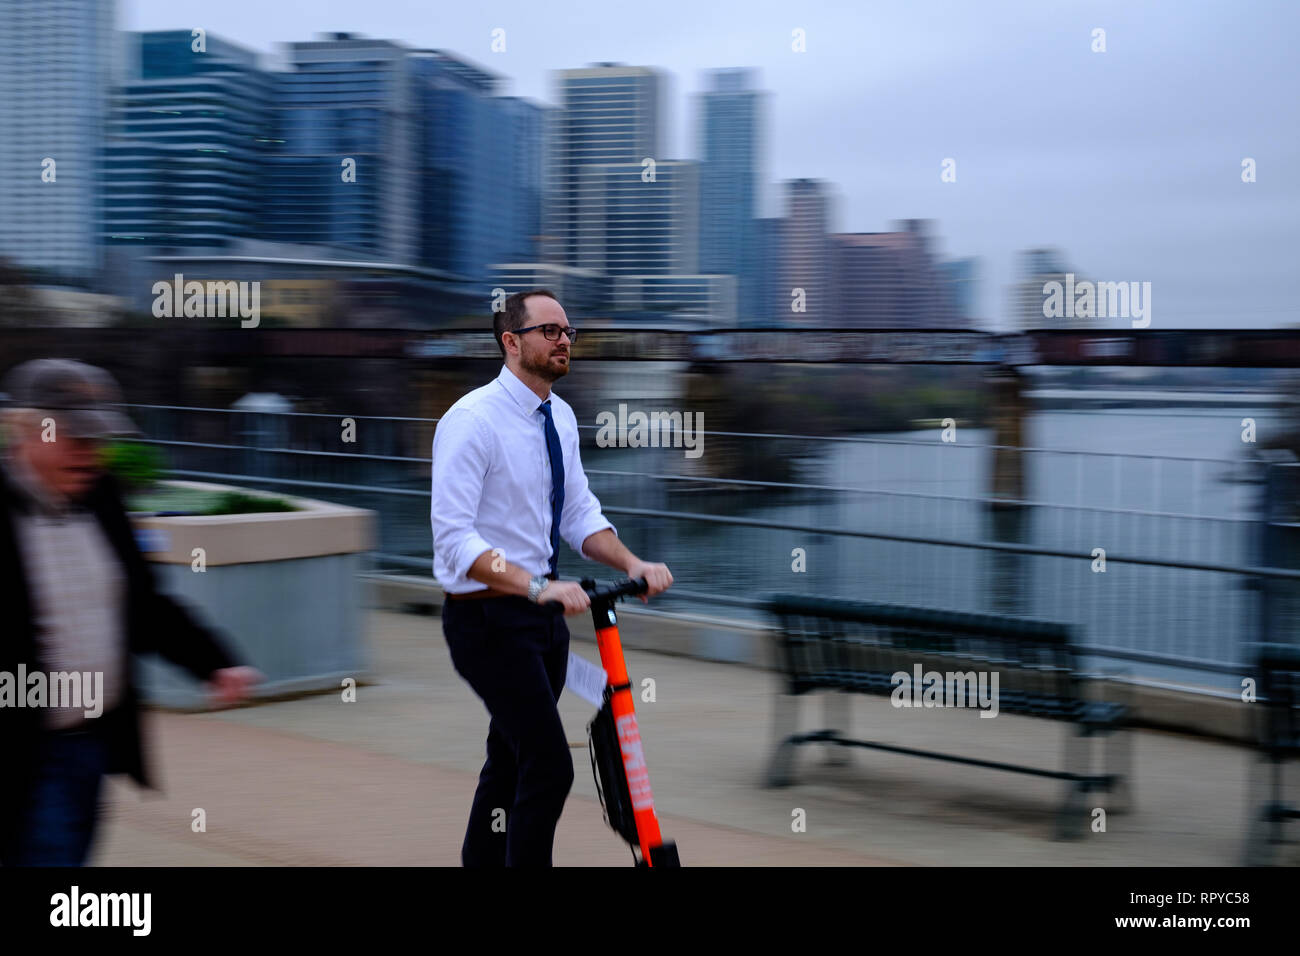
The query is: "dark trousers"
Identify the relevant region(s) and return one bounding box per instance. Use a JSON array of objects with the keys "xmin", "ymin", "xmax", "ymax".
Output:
[
  {"xmin": 2, "ymin": 723, "xmax": 111, "ymax": 866},
  {"xmin": 442, "ymin": 595, "xmax": 574, "ymax": 867}
]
